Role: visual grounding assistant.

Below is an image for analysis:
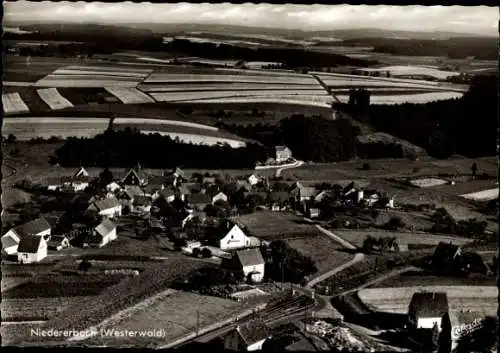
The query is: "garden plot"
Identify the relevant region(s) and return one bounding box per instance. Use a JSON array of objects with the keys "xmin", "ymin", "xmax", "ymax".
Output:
[
  {"xmin": 36, "ymin": 88, "xmax": 74, "ymax": 110},
  {"xmin": 410, "ymin": 178, "xmax": 449, "ymax": 188},
  {"xmin": 35, "ymin": 77, "xmax": 141, "ymax": 88},
  {"xmin": 178, "ymin": 97, "xmax": 333, "ymax": 108},
  {"xmin": 461, "ymin": 188, "xmax": 499, "ymax": 201},
  {"xmin": 105, "ymin": 87, "xmax": 155, "ymax": 104},
  {"xmin": 1, "ymin": 297, "xmax": 86, "ymax": 321},
  {"xmin": 334, "ymin": 91, "xmax": 463, "ymax": 105},
  {"xmin": 144, "ymin": 73, "xmax": 318, "ymax": 85},
  {"xmin": 150, "ymin": 90, "xmax": 330, "ymax": 102},
  {"xmin": 2, "ymin": 93, "xmax": 30, "ymax": 114}
]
